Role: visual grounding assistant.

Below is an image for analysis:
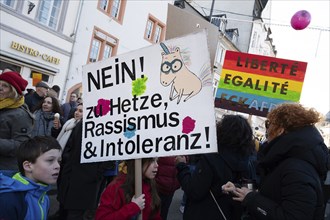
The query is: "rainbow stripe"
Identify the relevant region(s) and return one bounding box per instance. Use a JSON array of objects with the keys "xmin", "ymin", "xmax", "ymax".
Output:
[{"xmin": 215, "ymin": 51, "xmax": 307, "ymax": 116}]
